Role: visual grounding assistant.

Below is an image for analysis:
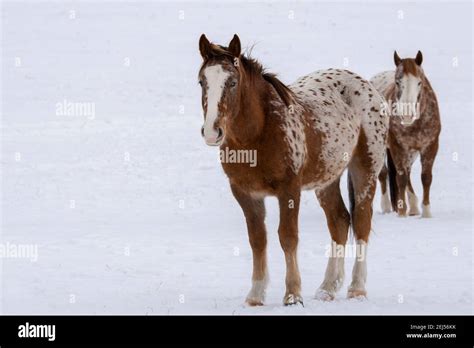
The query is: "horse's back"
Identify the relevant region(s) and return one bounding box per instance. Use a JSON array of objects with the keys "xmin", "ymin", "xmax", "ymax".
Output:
[
  {"xmin": 291, "ymin": 69, "xmax": 388, "ymax": 187},
  {"xmin": 370, "ymin": 71, "xmax": 394, "ymax": 97},
  {"xmin": 292, "ymin": 69, "xmax": 387, "ymax": 122}
]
